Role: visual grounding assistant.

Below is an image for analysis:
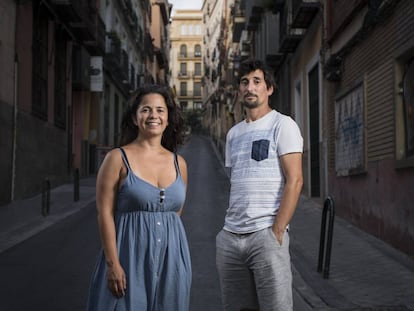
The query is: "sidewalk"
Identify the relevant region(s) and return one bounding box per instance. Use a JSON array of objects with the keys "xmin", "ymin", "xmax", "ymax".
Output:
[
  {"xmin": 289, "ymin": 196, "xmax": 414, "ymax": 310},
  {"xmin": 0, "ymin": 176, "xmax": 96, "ymax": 254}
]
